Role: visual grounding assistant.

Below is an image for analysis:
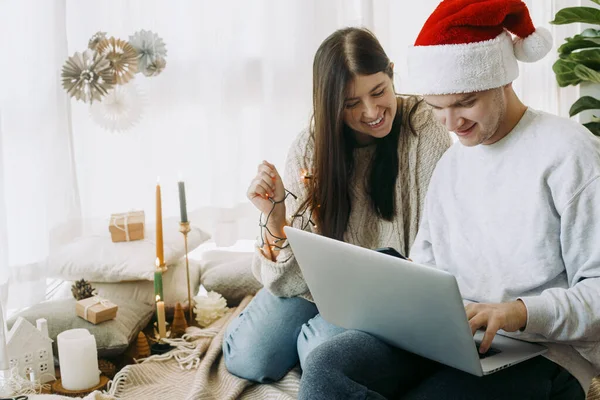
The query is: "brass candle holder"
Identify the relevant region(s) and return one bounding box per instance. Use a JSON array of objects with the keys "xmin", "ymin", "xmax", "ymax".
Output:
[
  {"xmin": 148, "ymin": 319, "xmax": 172, "ymax": 355},
  {"xmin": 151, "ymin": 321, "xmax": 171, "ymax": 341},
  {"xmin": 158, "ymin": 262, "xmax": 168, "ymax": 274},
  {"xmin": 179, "ymin": 221, "xmax": 193, "ymax": 323}
]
